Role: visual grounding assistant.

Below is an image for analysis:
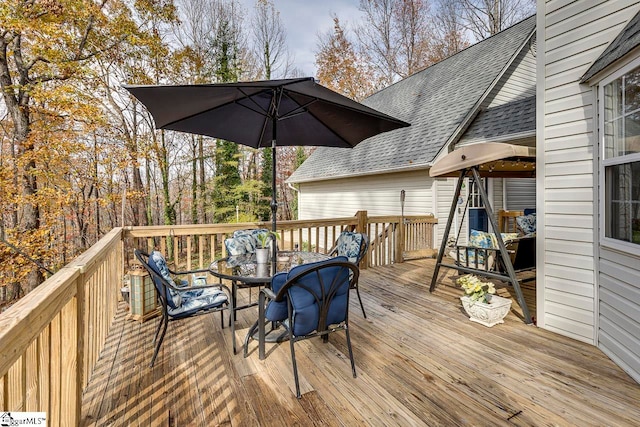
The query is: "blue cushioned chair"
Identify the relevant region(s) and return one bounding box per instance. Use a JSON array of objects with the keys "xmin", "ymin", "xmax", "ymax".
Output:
[
  {"xmin": 329, "ymin": 231, "xmax": 369, "ymax": 318},
  {"xmin": 135, "ymin": 250, "xmax": 230, "ymax": 367},
  {"xmin": 254, "ymin": 257, "xmax": 359, "ymax": 398}
]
